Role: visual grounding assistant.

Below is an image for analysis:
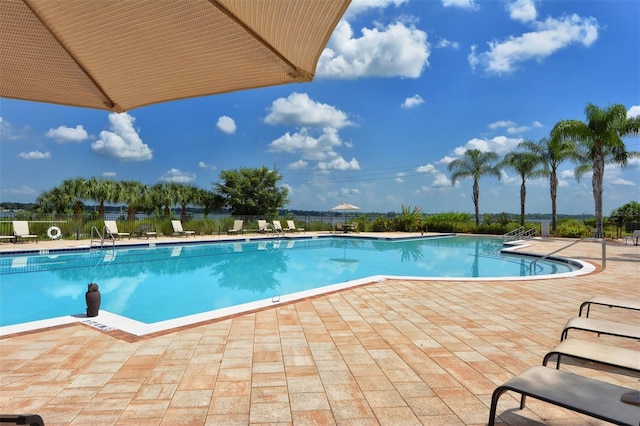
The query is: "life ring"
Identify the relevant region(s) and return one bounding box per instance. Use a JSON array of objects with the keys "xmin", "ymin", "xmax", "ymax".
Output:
[{"xmin": 47, "ymin": 226, "xmax": 62, "ymax": 240}]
